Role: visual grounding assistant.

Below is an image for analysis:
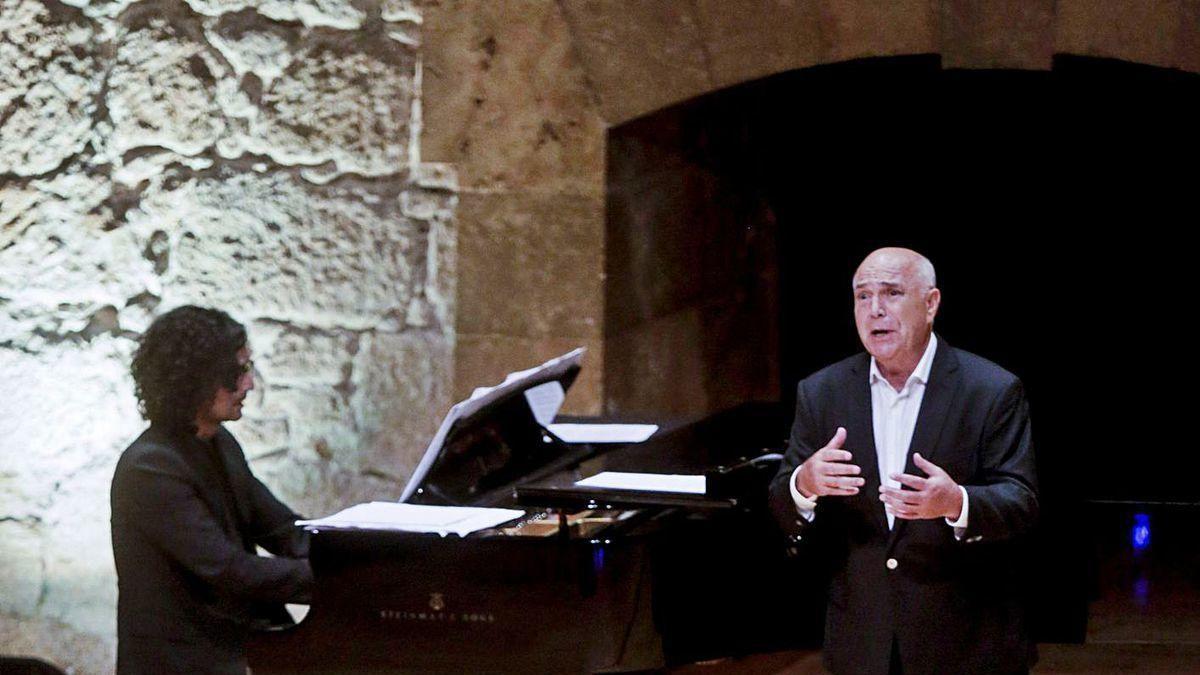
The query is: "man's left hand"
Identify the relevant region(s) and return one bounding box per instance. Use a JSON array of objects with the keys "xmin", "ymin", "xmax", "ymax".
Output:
[{"xmin": 879, "ymin": 453, "xmax": 963, "ymax": 521}]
